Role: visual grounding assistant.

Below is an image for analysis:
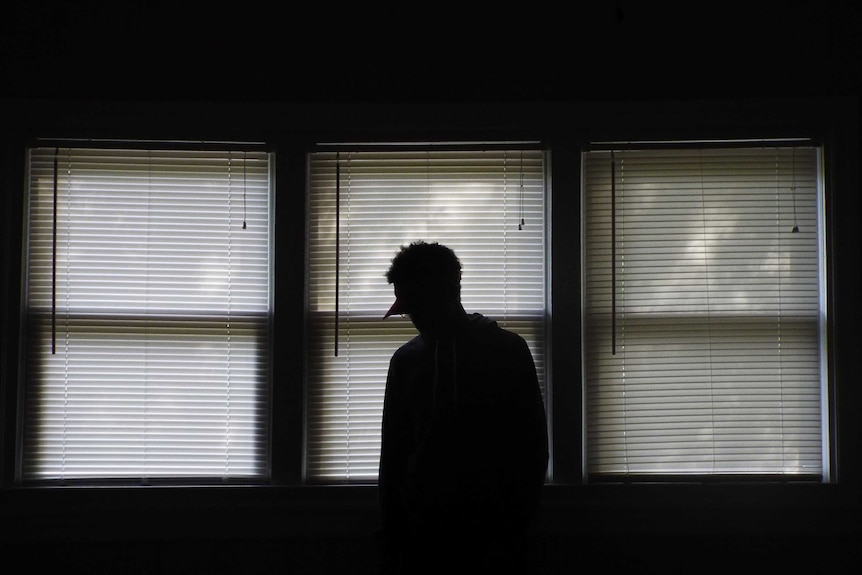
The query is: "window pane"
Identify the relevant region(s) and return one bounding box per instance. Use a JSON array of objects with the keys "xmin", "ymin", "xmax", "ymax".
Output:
[
  {"xmin": 22, "ymin": 148, "xmax": 272, "ymax": 481},
  {"xmin": 583, "ymin": 146, "xmax": 826, "ymax": 476},
  {"xmin": 306, "ymin": 149, "xmax": 547, "ymax": 481}
]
